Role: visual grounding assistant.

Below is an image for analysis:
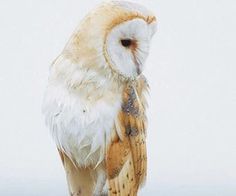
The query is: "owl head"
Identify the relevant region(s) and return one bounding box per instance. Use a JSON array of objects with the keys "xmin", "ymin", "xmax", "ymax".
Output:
[{"xmin": 63, "ymin": 1, "xmax": 157, "ymax": 80}]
